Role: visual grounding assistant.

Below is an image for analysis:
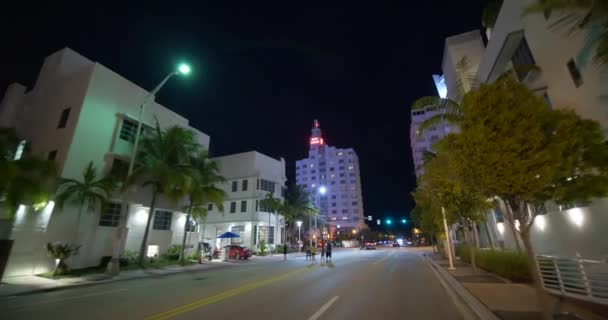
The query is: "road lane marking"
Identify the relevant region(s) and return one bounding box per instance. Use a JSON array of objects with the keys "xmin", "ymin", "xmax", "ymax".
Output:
[
  {"xmin": 373, "ymin": 251, "xmax": 392, "ymax": 265},
  {"xmin": 307, "ymin": 296, "xmax": 339, "ymax": 320},
  {"xmin": 8, "ymin": 288, "xmax": 128, "ymax": 310},
  {"xmin": 145, "ymin": 266, "xmax": 315, "ymax": 320}
]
